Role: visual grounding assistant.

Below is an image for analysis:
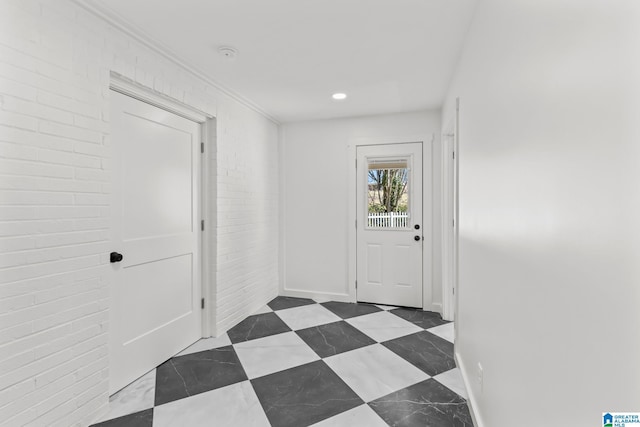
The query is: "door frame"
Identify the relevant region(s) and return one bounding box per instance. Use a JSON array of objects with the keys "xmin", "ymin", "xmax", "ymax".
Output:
[
  {"xmin": 109, "ymin": 73, "xmax": 216, "ymax": 340},
  {"xmin": 441, "ymin": 98, "xmax": 459, "ymax": 323},
  {"xmin": 347, "ymin": 135, "xmax": 434, "ymax": 310}
]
